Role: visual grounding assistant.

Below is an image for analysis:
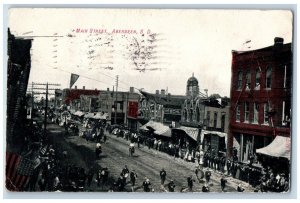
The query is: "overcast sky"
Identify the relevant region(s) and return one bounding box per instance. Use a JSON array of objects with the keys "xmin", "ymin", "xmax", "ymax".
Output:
[{"xmin": 8, "ymin": 9, "xmax": 293, "ymax": 97}]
